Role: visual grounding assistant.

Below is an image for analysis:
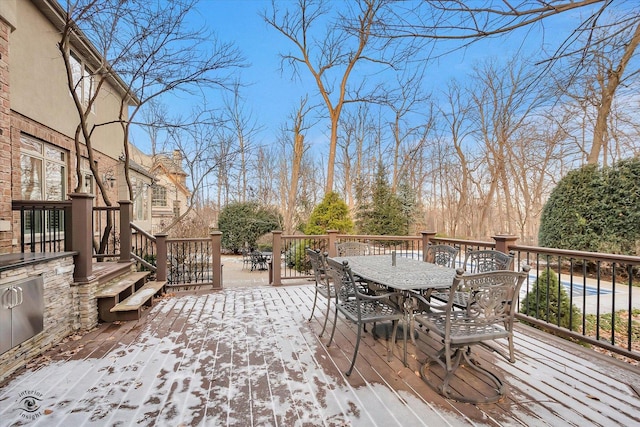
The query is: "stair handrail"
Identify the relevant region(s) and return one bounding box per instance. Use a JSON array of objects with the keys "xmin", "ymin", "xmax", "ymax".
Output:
[{"xmin": 130, "ymin": 222, "xmax": 158, "ymax": 277}]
